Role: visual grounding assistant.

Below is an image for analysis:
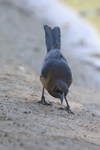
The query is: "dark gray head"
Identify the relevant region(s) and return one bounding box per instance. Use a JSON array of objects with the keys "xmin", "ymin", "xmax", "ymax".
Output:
[{"xmin": 50, "ymin": 80, "xmax": 69, "ymax": 104}]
